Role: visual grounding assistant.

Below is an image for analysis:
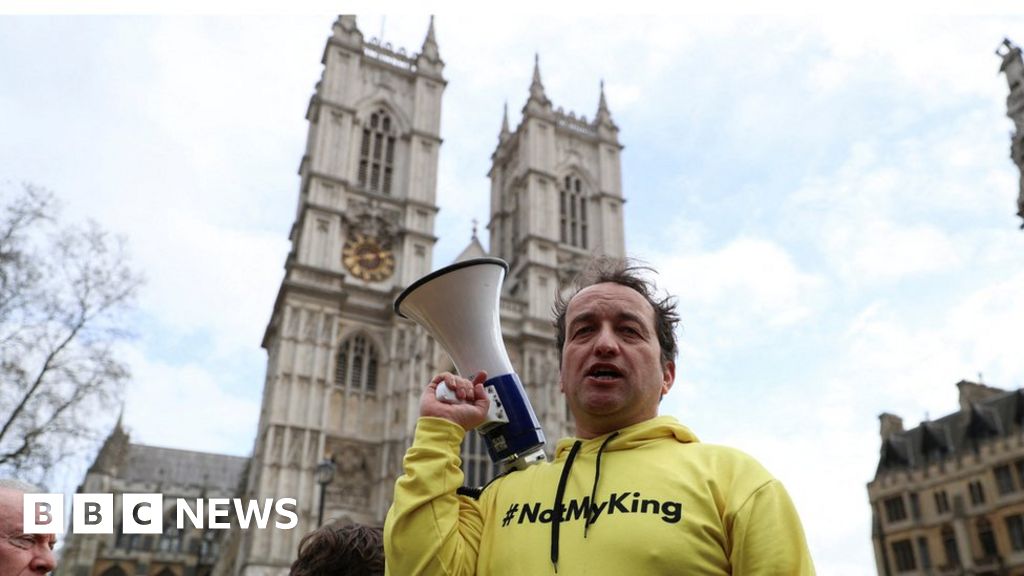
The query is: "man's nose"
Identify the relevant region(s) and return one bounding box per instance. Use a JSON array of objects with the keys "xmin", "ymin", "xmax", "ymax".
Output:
[
  {"xmin": 593, "ymin": 326, "xmax": 620, "ymax": 355},
  {"xmin": 31, "ymin": 546, "xmax": 56, "ymax": 574}
]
